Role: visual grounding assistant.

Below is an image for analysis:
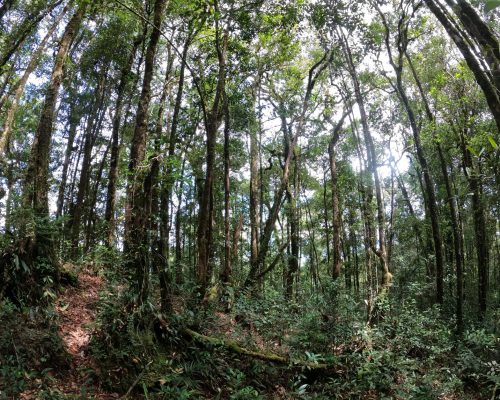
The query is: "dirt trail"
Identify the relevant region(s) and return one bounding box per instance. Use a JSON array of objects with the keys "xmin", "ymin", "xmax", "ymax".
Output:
[{"xmin": 53, "ymin": 271, "xmax": 119, "ymax": 399}]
